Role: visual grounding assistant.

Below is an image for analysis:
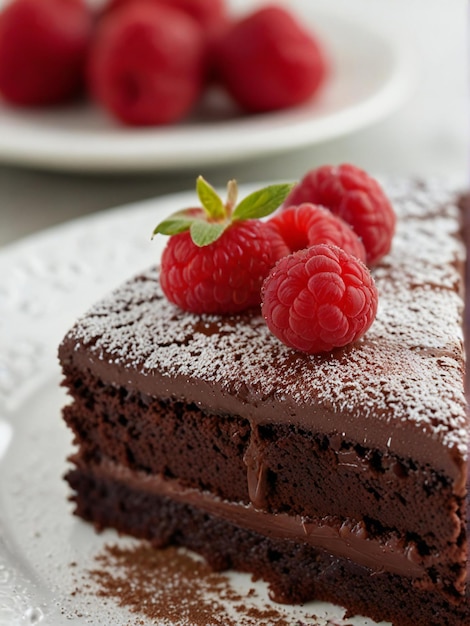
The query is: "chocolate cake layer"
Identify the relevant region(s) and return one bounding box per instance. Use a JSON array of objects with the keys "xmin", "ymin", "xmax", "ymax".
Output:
[
  {"xmin": 66, "ymin": 466, "xmax": 470, "ymax": 626},
  {"xmin": 62, "ymin": 363, "xmax": 465, "ymax": 596},
  {"xmin": 59, "ymin": 180, "xmax": 470, "ymax": 625}
]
